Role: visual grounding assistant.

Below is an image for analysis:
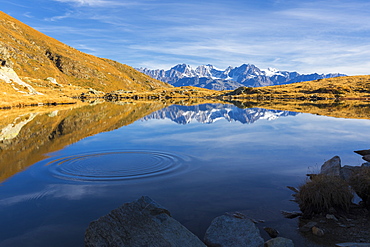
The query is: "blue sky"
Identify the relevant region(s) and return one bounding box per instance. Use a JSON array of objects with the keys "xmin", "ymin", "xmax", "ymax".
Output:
[{"xmin": 2, "ymin": 0, "xmax": 370, "ymax": 75}]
